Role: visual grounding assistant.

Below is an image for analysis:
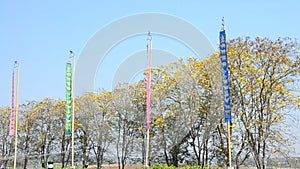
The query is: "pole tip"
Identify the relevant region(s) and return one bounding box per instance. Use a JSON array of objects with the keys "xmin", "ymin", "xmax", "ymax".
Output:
[
  {"xmin": 14, "ymin": 61, "xmax": 19, "ymax": 68},
  {"xmin": 147, "ymin": 31, "xmax": 152, "ymax": 41},
  {"xmin": 69, "ymin": 50, "xmax": 75, "ymax": 59},
  {"xmin": 222, "ymin": 17, "xmax": 225, "ymax": 30}
]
